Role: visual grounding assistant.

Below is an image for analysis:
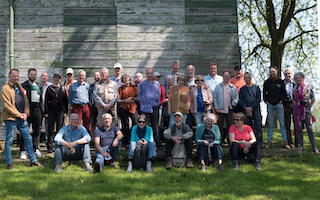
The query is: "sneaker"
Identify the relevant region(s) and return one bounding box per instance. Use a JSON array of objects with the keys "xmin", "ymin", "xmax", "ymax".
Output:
[
  {"xmin": 29, "ymin": 162, "xmax": 44, "ymax": 167},
  {"xmin": 126, "ymin": 161, "xmax": 133, "ymax": 173},
  {"xmin": 200, "ymin": 163, "xmax": 206, "ymax": 171},
  {"xmin": 186, "ymin": 159, "xmax": 194, "ymax": 168},
  {"xmin": 255, "ymin": 161, "xmax": 262, "ymax": 170},
  {"xmin": 232, "ymin": 160, "xmax": 239, "ymax": 171},
  {"xmin": 20, "ymin": 151, "xmax": 27, "ymax": 160},
  {"xmin": 166, "ymin": 157, "xmax": 173, "ymax": 169},
  {"xmin": 218, "ymin": 163, "xmax": 225, "ymax": 171},
  {"xmin": 35, "ymin": 149, "xmax": 42, "ymax": 158},
  {"xmin": 282, "ymin": 142, "xmax": 291, "ymax": 149},
  {"xmin": 313, "ymin": 149, "xmax": 320, "ymax": 155},
  {"xmin": 6, "ymin": 164, "xmax": 13, "ymax": 170},
  {"xmin": 54, "ymin": 164, "xmax": 62, "ymax": 173},
  {"xmin": 146, "ymin": 161, "xmax": 152, "ymax": 172},
  {"xmin": 93, "ymin": 162, "xmax": 102, "ymax": 173},
  {"xmin": 84, "ymin": 162, "xmax": 93, "ymax": 172}
]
